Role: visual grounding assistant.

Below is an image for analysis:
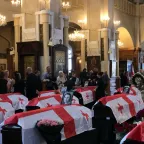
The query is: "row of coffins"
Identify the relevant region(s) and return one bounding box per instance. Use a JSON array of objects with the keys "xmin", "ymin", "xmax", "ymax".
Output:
[
  {"xmin": 0, "ymin": 86, "xmax": 96, "ymax": 124},
  {"xmin": 0, "ymin": 86, "xmax": 97, "ymax": 144},
  {"xmin": 0, "ymin": 85, "xmax": 144, "ymax": 144}
]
